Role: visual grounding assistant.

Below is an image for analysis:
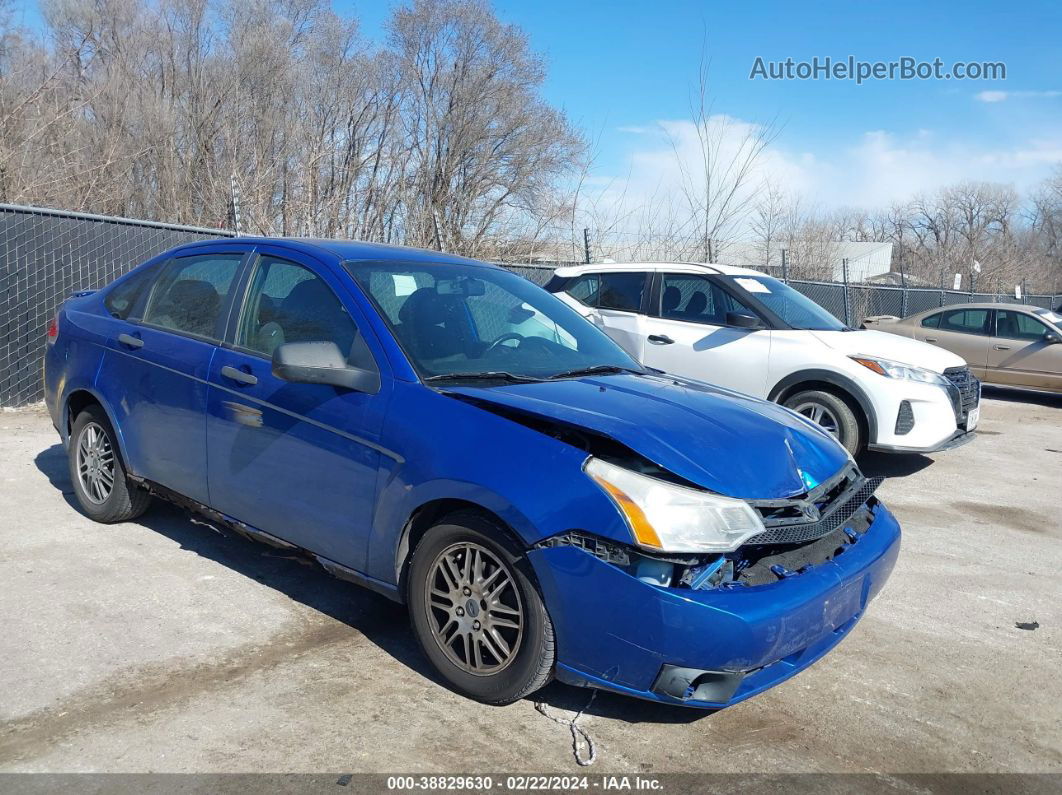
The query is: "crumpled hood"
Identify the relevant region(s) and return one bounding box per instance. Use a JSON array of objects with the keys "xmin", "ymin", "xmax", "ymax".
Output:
[
  {"xmin": 811, "ymin": 329, "xmax": 964, "ymax": 372},
  {"xmin": 446, "ymin": 373, "xmax": 850, "ymax": 499}
]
